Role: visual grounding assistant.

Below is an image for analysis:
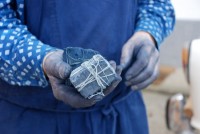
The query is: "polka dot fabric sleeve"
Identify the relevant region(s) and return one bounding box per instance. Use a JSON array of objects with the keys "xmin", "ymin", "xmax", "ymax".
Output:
[
  {"xmin": 135, "ymin": 0, "xmax": 175, "ymax": 46},
  {"xmin": 0, "ymin": 0, "xmax": 56, "ymax": 87}
]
